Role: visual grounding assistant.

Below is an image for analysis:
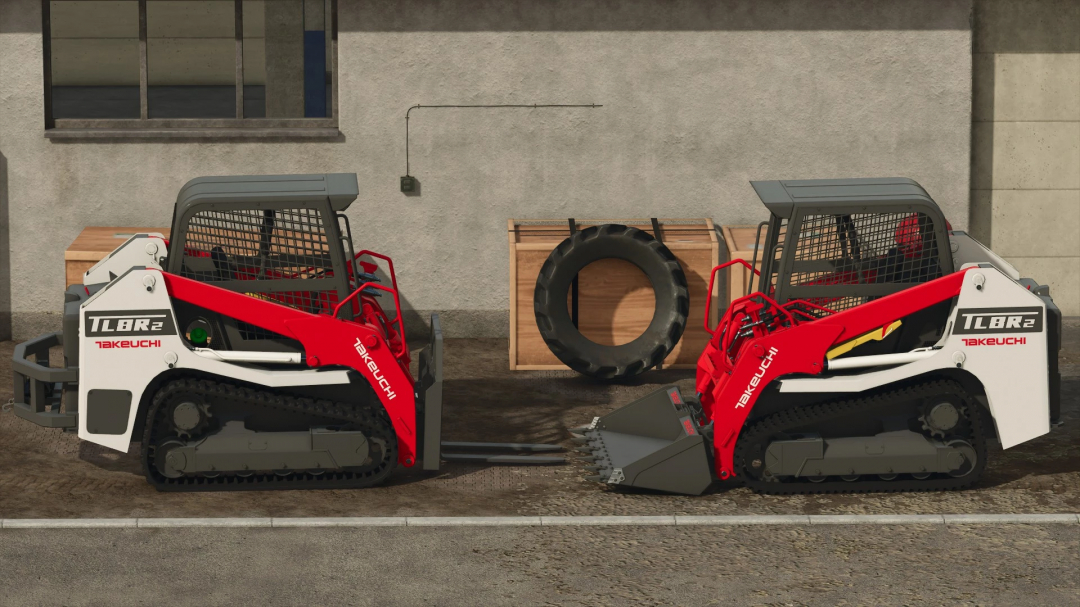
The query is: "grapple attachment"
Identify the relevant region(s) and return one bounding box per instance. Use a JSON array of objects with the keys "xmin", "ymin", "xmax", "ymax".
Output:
[{"xmin": 572, "ymin": 386, "xmax": 714, "ymax": 495}]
